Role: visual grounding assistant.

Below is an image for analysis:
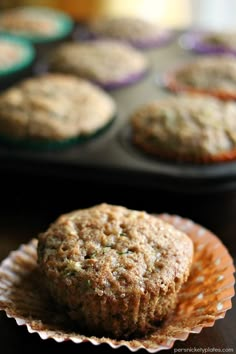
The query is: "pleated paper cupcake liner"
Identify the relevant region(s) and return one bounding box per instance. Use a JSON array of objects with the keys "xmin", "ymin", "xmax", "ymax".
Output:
[{"xmin": 0, "ymin": 215, "xmax": 235, "ymax": 353}]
